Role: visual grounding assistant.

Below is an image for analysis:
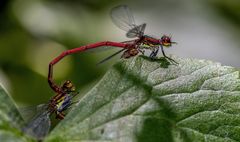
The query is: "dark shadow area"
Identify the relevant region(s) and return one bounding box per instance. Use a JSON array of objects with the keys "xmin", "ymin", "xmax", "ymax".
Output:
[
  {"xmin": 140, "ymin": 56, "xmax": 171, "ymax": 68},
  {"xmin": 113, "ymin": 58, "xmax": 153, "ymax": 94},
  {"xmin": 113, "ymin": 59, "xmax": 181, "ymax": 141},
  {"xmin": 136, "ymin": 117, "xmax": 173, "ymax": 142},
  {"xmin": 135, "ymin": 98, "xmax": 177, "ymax": 142}
]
